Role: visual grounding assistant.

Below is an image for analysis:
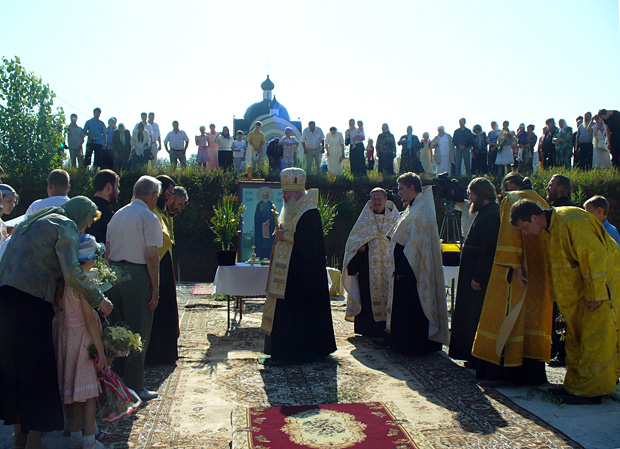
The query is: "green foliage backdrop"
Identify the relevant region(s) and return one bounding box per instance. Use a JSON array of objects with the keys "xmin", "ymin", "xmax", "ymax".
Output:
[
  {"xmin": 0, "ymin": 57, "xmax": 66, "ymax": 186},
  {"xmin": 3, "ymin": 167, "xmax": 619, "ymax": 281}
]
